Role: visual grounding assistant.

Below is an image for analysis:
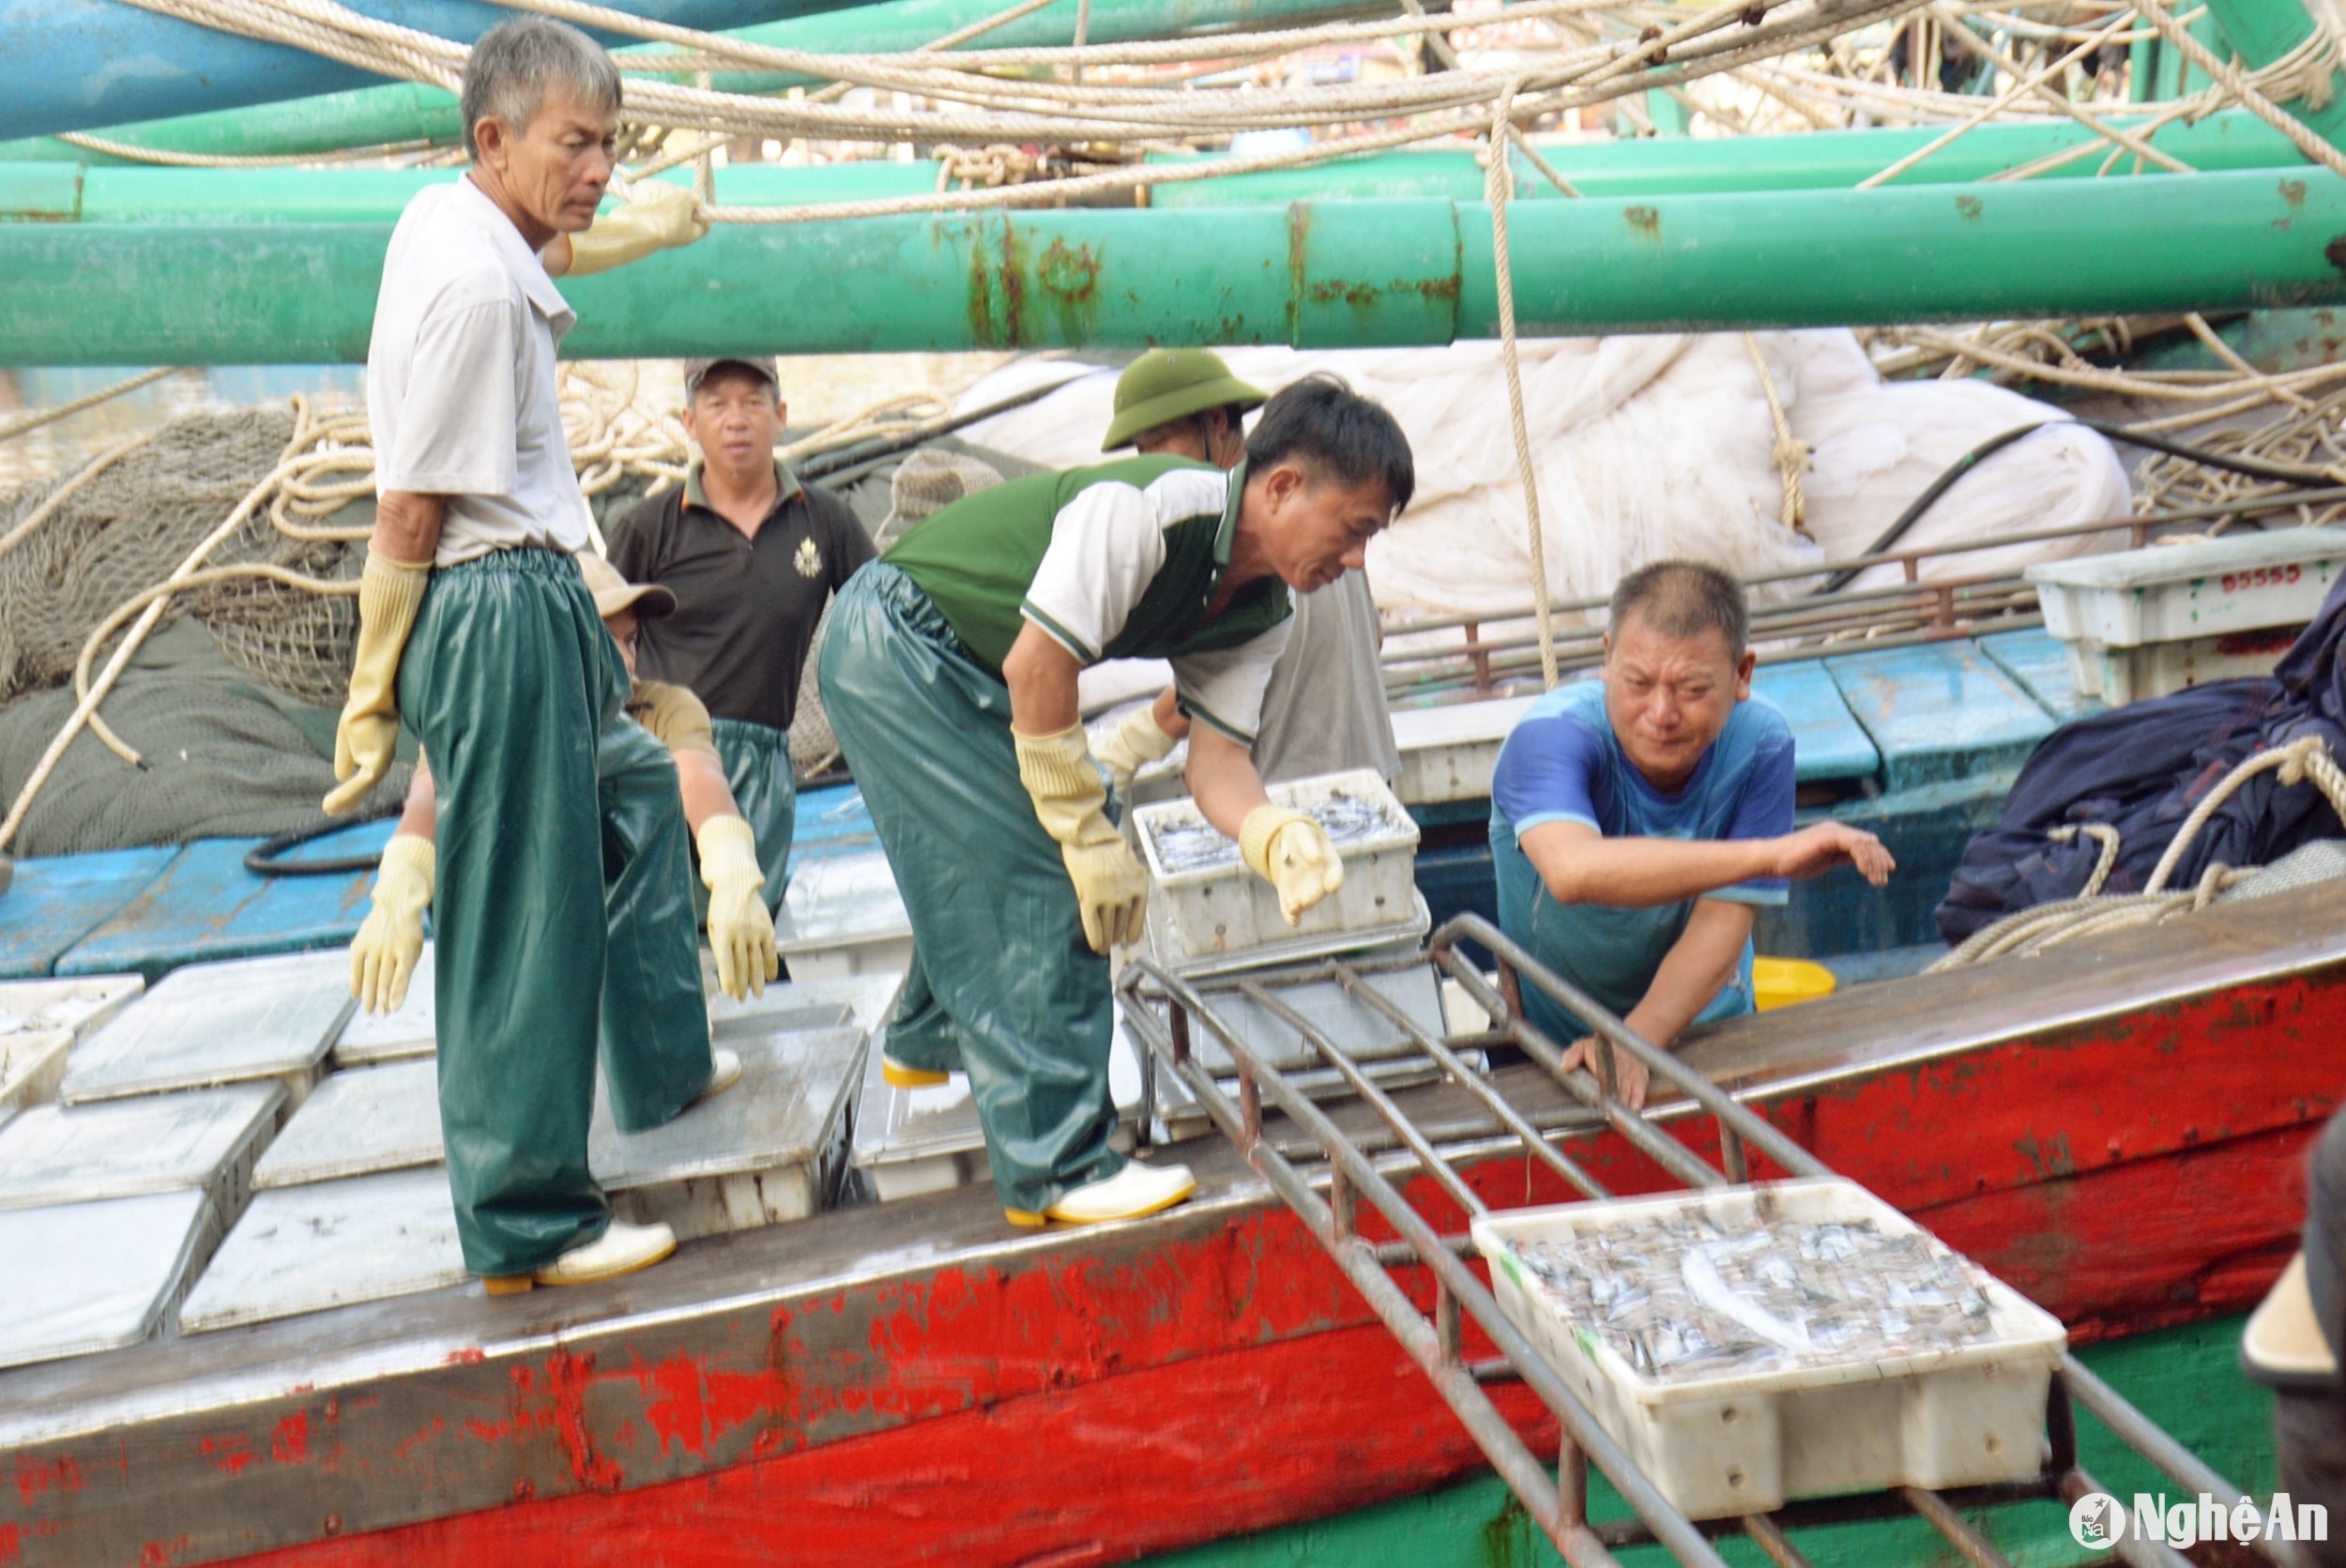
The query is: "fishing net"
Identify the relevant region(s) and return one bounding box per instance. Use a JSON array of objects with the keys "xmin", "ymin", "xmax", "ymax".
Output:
[
  {"xmin": 0, "ymin": 408, "xmax": 365, "ymax": 711},
  {"xmin": 0, "ymin": 662, "xmax": 410, "ymax": 858}
]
